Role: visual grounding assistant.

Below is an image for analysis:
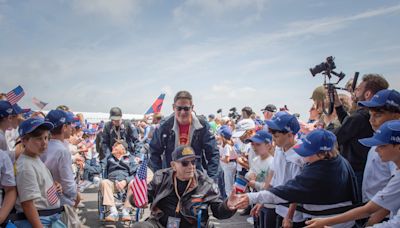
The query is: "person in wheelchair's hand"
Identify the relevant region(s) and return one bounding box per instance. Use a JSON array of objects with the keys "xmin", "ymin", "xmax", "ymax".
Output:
[
  {"xmin": 132, "ymin": 145, "xmax": 237, "ymax": 228},
  {"xmin": 100, "ymin": 140, "xmax": 139, "ymax": 222}
]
